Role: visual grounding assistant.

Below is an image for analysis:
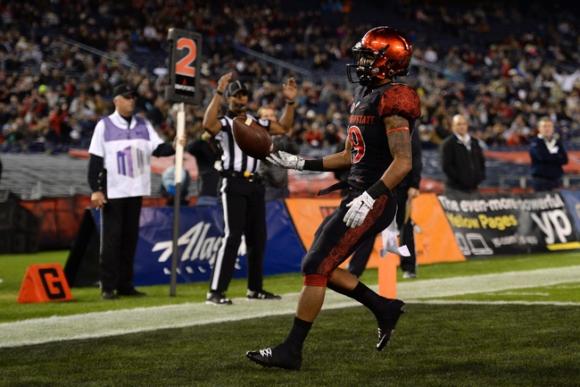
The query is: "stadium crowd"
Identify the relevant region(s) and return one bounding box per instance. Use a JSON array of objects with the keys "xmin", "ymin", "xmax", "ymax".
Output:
[{"xmin": 0, "ymin": 0, "xmax": 578, "ymax": 155}]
